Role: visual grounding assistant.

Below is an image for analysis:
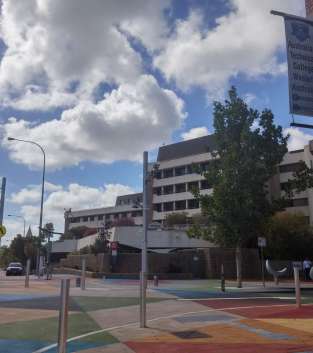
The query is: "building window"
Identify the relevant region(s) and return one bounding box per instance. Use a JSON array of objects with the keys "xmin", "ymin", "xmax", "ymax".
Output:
[
  {"xmin": 163, "ymin": 185, "xmax": 174, "ymax": 195},
  {"xmin": 164, "ymin": 202, "xmax": 174, "ymax": 212},
  {"xmin": 154, "ymin": 187, "xmax": 162, "ymax": 195},
  {"xmin": 89, "ymin": 216, "xmax": 94, "ymax": 221},
  {"xmin": 175, "ymin": 183, "xmax": 186, "ymax": 193},
  {"xmin": 98, "ymin": 215, "xmax": 104, "ymax": 220},
  {"xmin": 155, "ymin": 170, "xmax": 162, "ymax": 179},
  {"xmin": 122, "ymin": 213, "xmax": 127, "ymax": 218},
  {"xmin": 154, "ymin": 204, "xmax": 162, "ymax": 212},
  {"xmin": 114, "ymin": 214, "xmax": 119, "ymax": 219},
  {"xmin": 83, "ymin": 216, "xmax": 88, "ymax": 222},
  {"xmin": 70, "ymin": 217, "xmax": 80, "ymax": 223},
  {"xmin": 188, "ymin": 199, "xmax": 199, "ymax": 209},
  {"xmin": 187, "ymin": 164, "xmax": 199, "ymax": 174},
  {"xmin": 279, "ymin": 163, "xmax": 302, "ymax": 173},
  {"xmin": 175, "ymin": 200, "xmax": 186, "ymax": 211},
  {"xmin": 280, "ymin": 182, "xmax": 288, "ymax": 191},
  {"xmin": 201, "ymin": 162, "xmax": 210, "ymax": 172},
  {"xmin": 131, "ymin": 211, "xmax": 142, "ymax": 217},
  {"xmin": 175, "ymin": 166, "xmax": 186, "ymax": 176},
  {"xmin": 163, "ymin": 168, "xmax": 174, "ymax": 178},
  {"xmin": 188, "ymin": 181, "xmax": 199, "ymax": 192},
  {"xmin": 105, "ymin": 214, "xmax": 111, "ymax": 220},
  {"xmin": 200, "ymin": 180, "xmax": 210, "ymax": 190}
]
